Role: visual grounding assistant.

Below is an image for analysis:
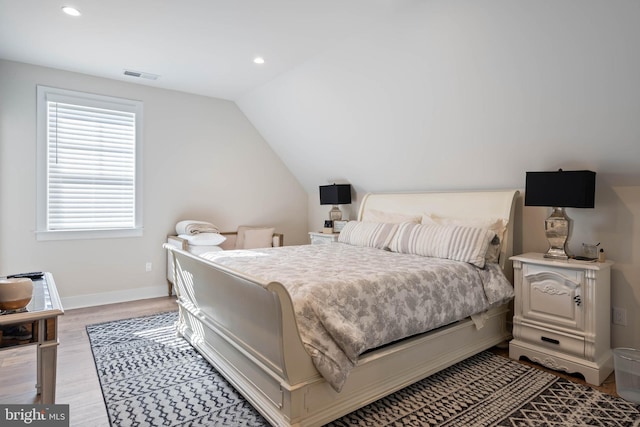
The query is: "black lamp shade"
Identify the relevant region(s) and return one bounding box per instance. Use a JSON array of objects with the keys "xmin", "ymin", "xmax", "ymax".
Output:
[
  {"xmin": 525, "ymin": 170, "xmax": 596, "ymax": 208},
  {"xmin": 319, "ymin": 184, "xmax": 352, "ymax": 205}
]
